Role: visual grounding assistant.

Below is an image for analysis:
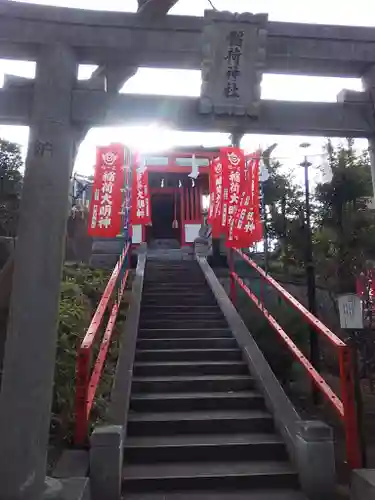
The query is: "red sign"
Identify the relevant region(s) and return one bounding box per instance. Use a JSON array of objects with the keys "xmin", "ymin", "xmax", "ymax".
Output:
[
  {"xmin": 226, "ymin": 148, "xmax": 245, "ymax": 229},
  {"xmin": 231, "ymin": 152, "xmax": 262, "ymax": 248},
  {"xmin": 208, "ymin": 157, "xmax": 223, "ymax": 238},
  {"xmin": 88, "ymin": 144, "xmax": 125, "ymax": 238},
  {"xmin": 220, "ymin": 154, "xmax": 230, "ymax": 231},
  {"xmin": 219, "ymin": 148, "xmax": 245, "ymax": 235},
  {"xmin": 218, "ymin": 148, "xmax": 245, "ymax": 245},
  {"xmin": 208, "ymin": 160, "xmax": 216, "ymax": 223},
  {"xmin": 131, "ymin": 160, "xmax": 151, "ymax": 225}
]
